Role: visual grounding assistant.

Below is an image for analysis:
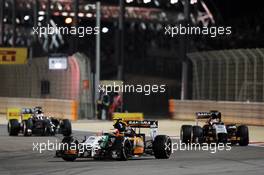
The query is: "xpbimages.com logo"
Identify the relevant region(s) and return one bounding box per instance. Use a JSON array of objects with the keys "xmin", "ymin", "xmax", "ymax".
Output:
[
  {"xmin": 32, "ymin": 140, "xmax": 97, "ymax": 154},
  {"xmin": 164, "ymin": 24, "xmax": 232, "ymax": 38},
  {"xmin": 98, "ymin": 82, "xmax": 166, "ymax": 96},
  {"xmin": 32, "ymin": 24, "xmax": 100, "ymax": 37},
  {"xmin": 32, "ymin": 140, "xmax": 232, "ymax": 154},
  {"xmin": 165, "ymin": 141, "xmax": 232, "ymax": 154}
]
